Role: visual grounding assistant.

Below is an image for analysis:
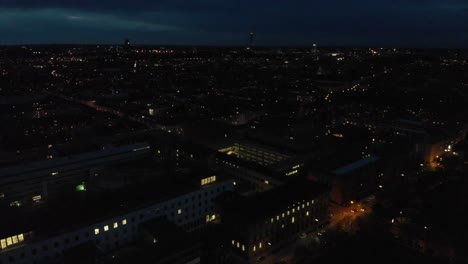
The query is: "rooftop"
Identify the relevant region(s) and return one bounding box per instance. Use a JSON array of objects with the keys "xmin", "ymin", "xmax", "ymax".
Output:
[{"xmin": 219, "ymin": 179, "xmax": 329, "ymax": 223}]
